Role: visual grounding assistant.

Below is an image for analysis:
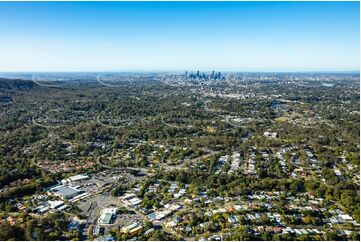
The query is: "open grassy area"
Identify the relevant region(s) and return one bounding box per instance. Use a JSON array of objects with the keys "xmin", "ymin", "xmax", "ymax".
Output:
[{"xmin": 275, "ymin": 117, "xmax": 289, "ymax": 122}]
